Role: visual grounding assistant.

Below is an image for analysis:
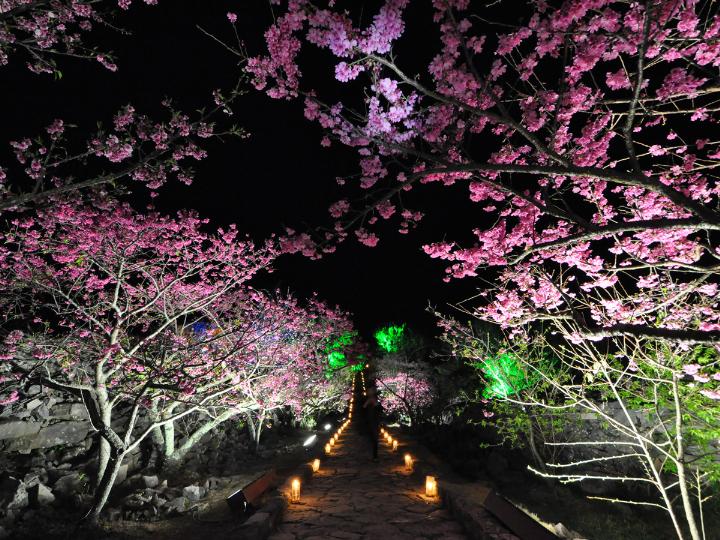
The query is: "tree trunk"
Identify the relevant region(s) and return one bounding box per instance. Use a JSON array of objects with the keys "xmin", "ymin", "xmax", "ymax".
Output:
[
  {"xmin": 254, "ymin": 411, "xmax": 266, "ymax": 452},
  {"xmin": 94, "ymin": 394, "xmax": 113, "ymax": 490},
  {"xmin": 163, "ymin": 421, "xmax": 175, "ymax": 458},
  {"xmin": 672, "ymin": 375, "xmax": 702, "ymax": 540},
  {"xmin": 85, "ymin": 449, "xmax": 124, "ymax": 523},
  {"xmin": 167, "ymin": 409, "xmax": 239, "ymax": 465},
  {"xmin": 246, "ymin": 412, "xmax": 257, "ymax": 451}
]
